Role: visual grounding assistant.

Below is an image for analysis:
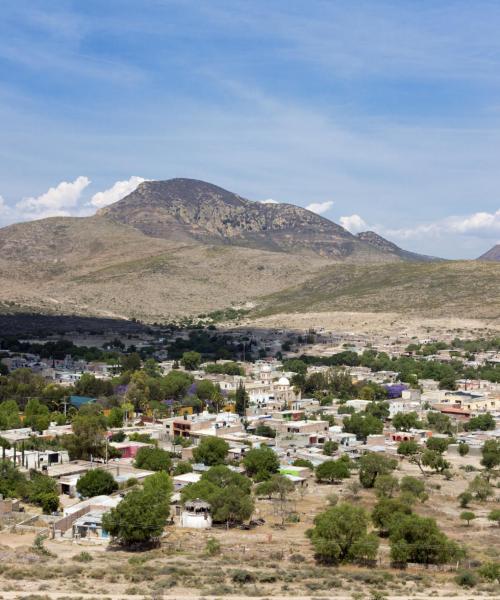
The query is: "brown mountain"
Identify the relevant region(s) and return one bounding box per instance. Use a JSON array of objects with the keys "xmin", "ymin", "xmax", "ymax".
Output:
[
  {"xmin": 0, "ymin": 178, "xmax": 496, "ymax": 322},
  {"xmin": 356, "ymin": 231, "xmax": 439, "ymax": 262},
  {"xmin": 97, "ymin": 178, "xmax": 385, "ymax": 260},
  {"xmin": 478, "ymin": 244, "xmax": 500, "ymax": 261}
]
